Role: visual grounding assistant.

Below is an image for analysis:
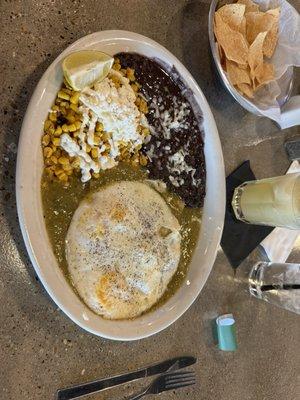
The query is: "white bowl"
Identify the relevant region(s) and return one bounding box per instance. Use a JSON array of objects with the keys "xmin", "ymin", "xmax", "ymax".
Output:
[{"xmin": 16, "ymin": 30, "xmax": 225, "ymax": 341}]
